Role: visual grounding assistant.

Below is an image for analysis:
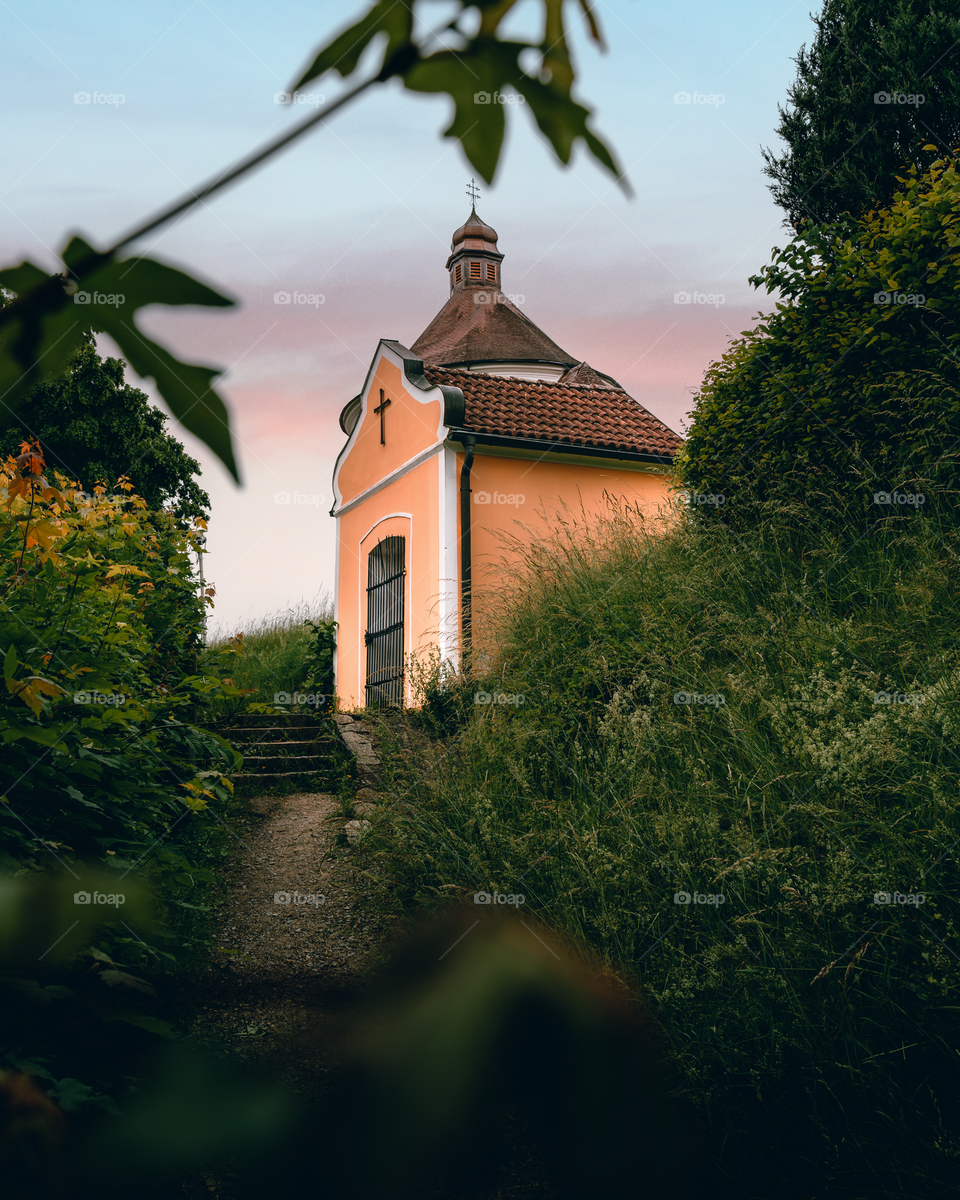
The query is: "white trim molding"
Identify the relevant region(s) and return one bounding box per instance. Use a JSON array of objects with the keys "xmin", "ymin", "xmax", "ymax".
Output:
[{"xmin": 332, "ymin": 441, "xmax": 443, "ymax": 518}]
